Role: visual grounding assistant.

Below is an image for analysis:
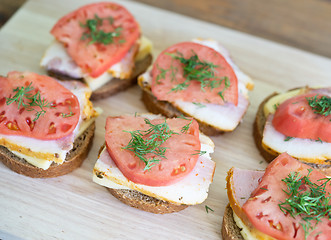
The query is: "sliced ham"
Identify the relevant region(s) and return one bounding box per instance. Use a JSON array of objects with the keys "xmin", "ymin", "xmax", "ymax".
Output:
[{"xmin": 173, "ymin": 87, "xmax": 249, "ymax": 131}]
